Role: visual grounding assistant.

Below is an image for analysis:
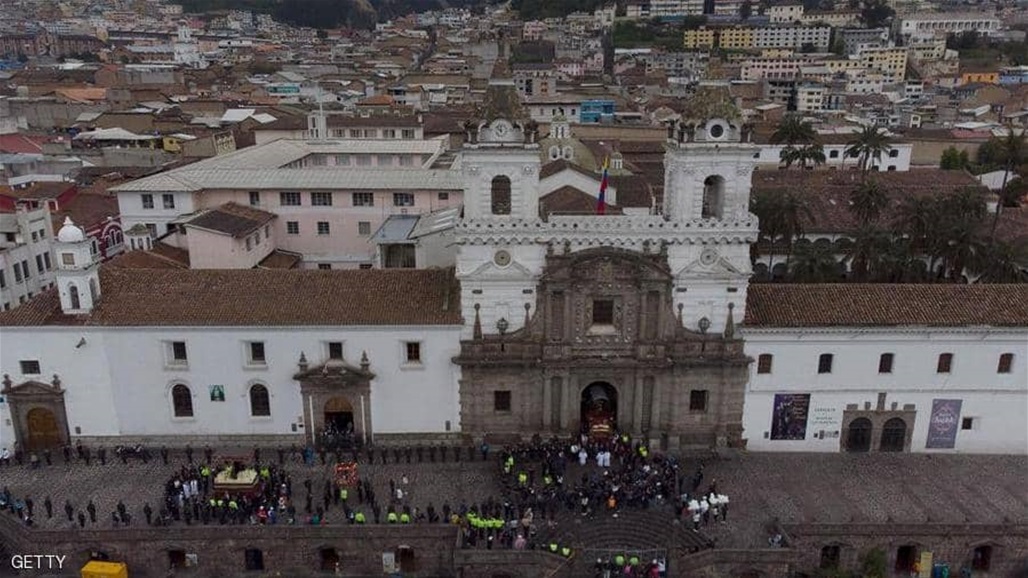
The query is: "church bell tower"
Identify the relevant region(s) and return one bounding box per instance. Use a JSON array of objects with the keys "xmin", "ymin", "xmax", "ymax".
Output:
[{"xmin": 55, "ymin": 217, "xmax": 101, "ymax": 315}]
